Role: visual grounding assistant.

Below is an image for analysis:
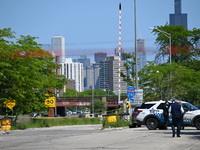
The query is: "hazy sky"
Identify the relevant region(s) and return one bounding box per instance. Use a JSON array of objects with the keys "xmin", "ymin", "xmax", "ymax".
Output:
[{"xmin": 1, "ymin": 0, "xmax": 199, "ymax": 61}]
